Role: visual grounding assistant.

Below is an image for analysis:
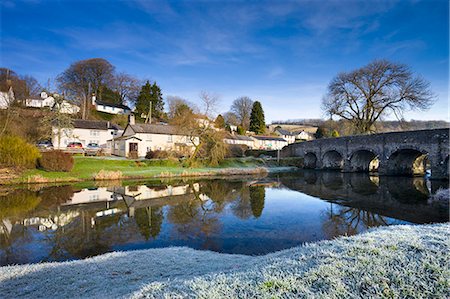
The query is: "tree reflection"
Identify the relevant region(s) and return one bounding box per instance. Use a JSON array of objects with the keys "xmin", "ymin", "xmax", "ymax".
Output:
[
  {"xmin": 135, "ymin": 207, "xmax": 163, "ymax": 240},
  {"xmin": 231, "ymin": 184, "xmax": 253, "ymax": 219},
  {"xmin": 322, "ymin": 203, "xmax": 388, "ymax": 239},
  {"xmin": 249, "ymin": 186, "xmax": 265, "ymax": 218},
  {"xmin": 167, "ymin": 184, "xmax": 222, "ymax": 245}
]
